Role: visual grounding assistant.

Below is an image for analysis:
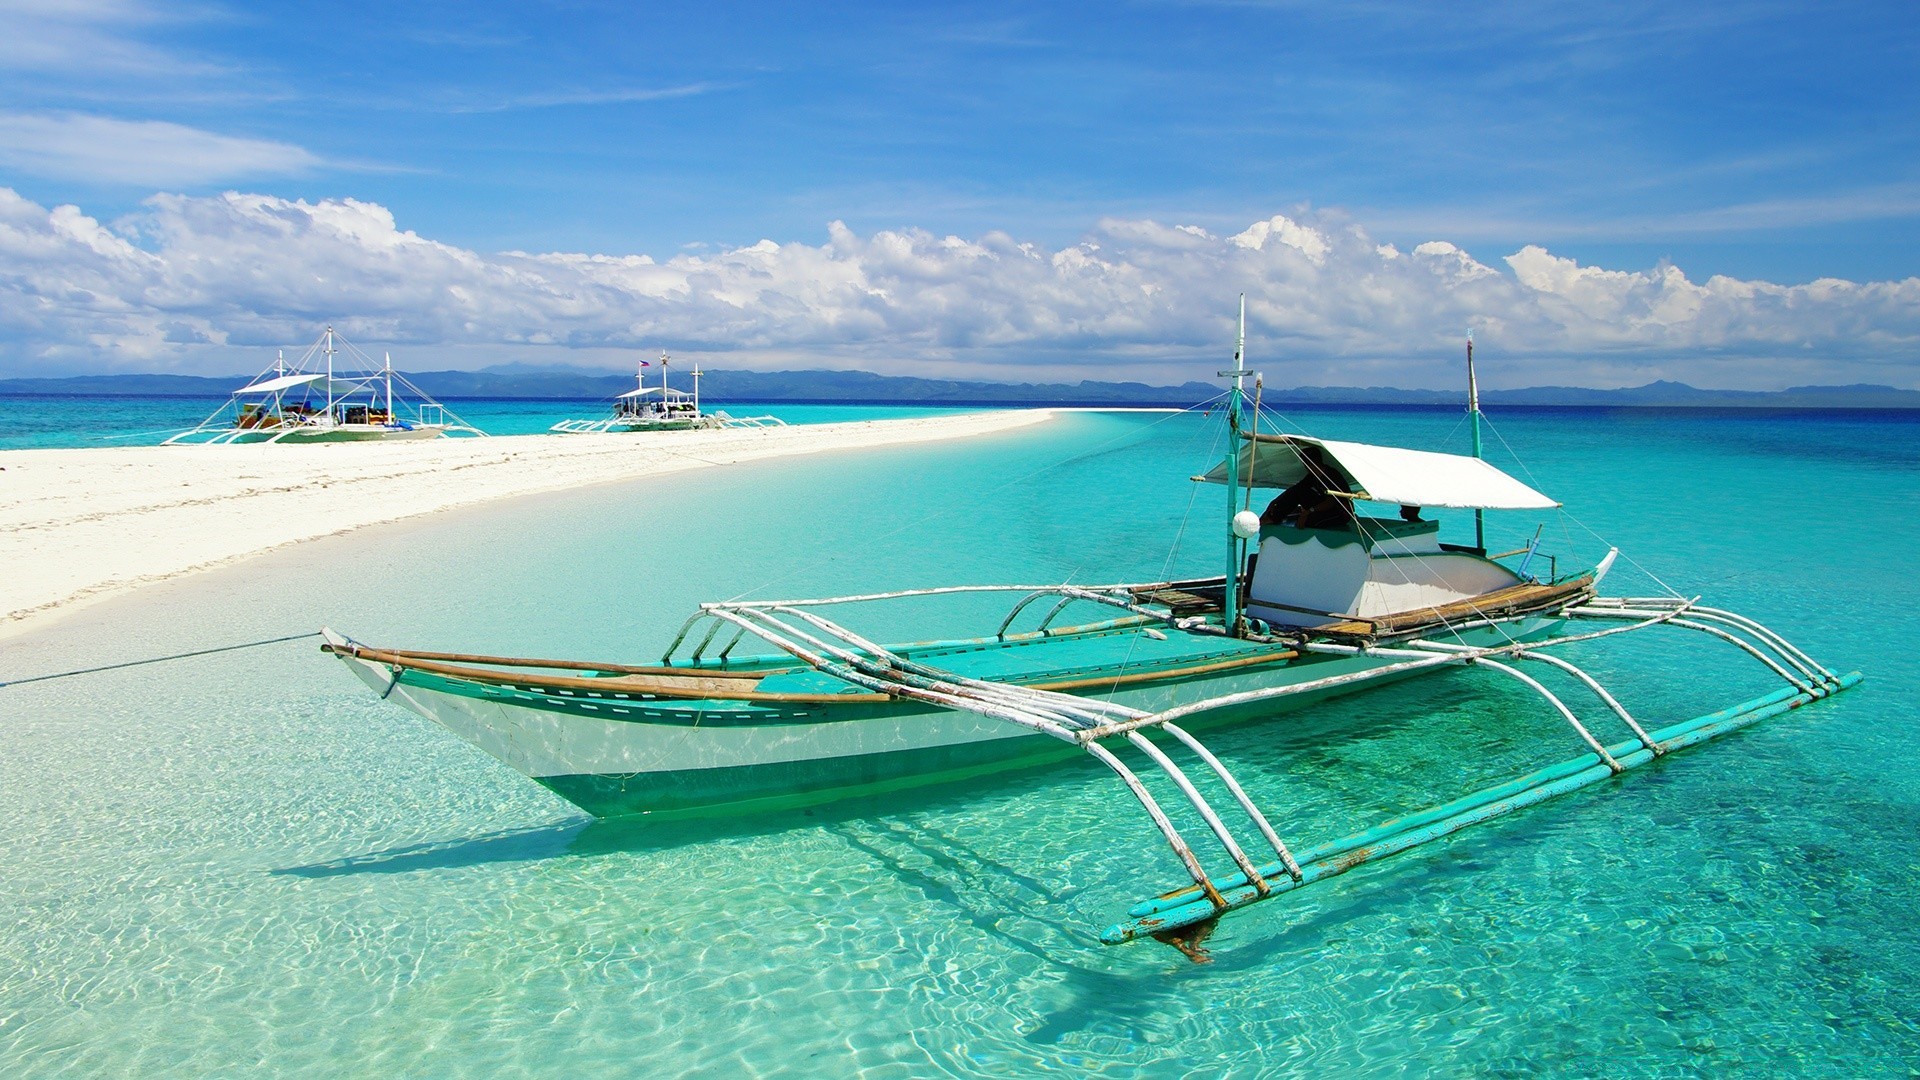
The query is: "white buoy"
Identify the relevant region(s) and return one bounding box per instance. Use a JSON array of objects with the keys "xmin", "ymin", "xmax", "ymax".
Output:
[{"xmin": 1231, "ymin": 510, "xmax": 1261, "ymax": 539}]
